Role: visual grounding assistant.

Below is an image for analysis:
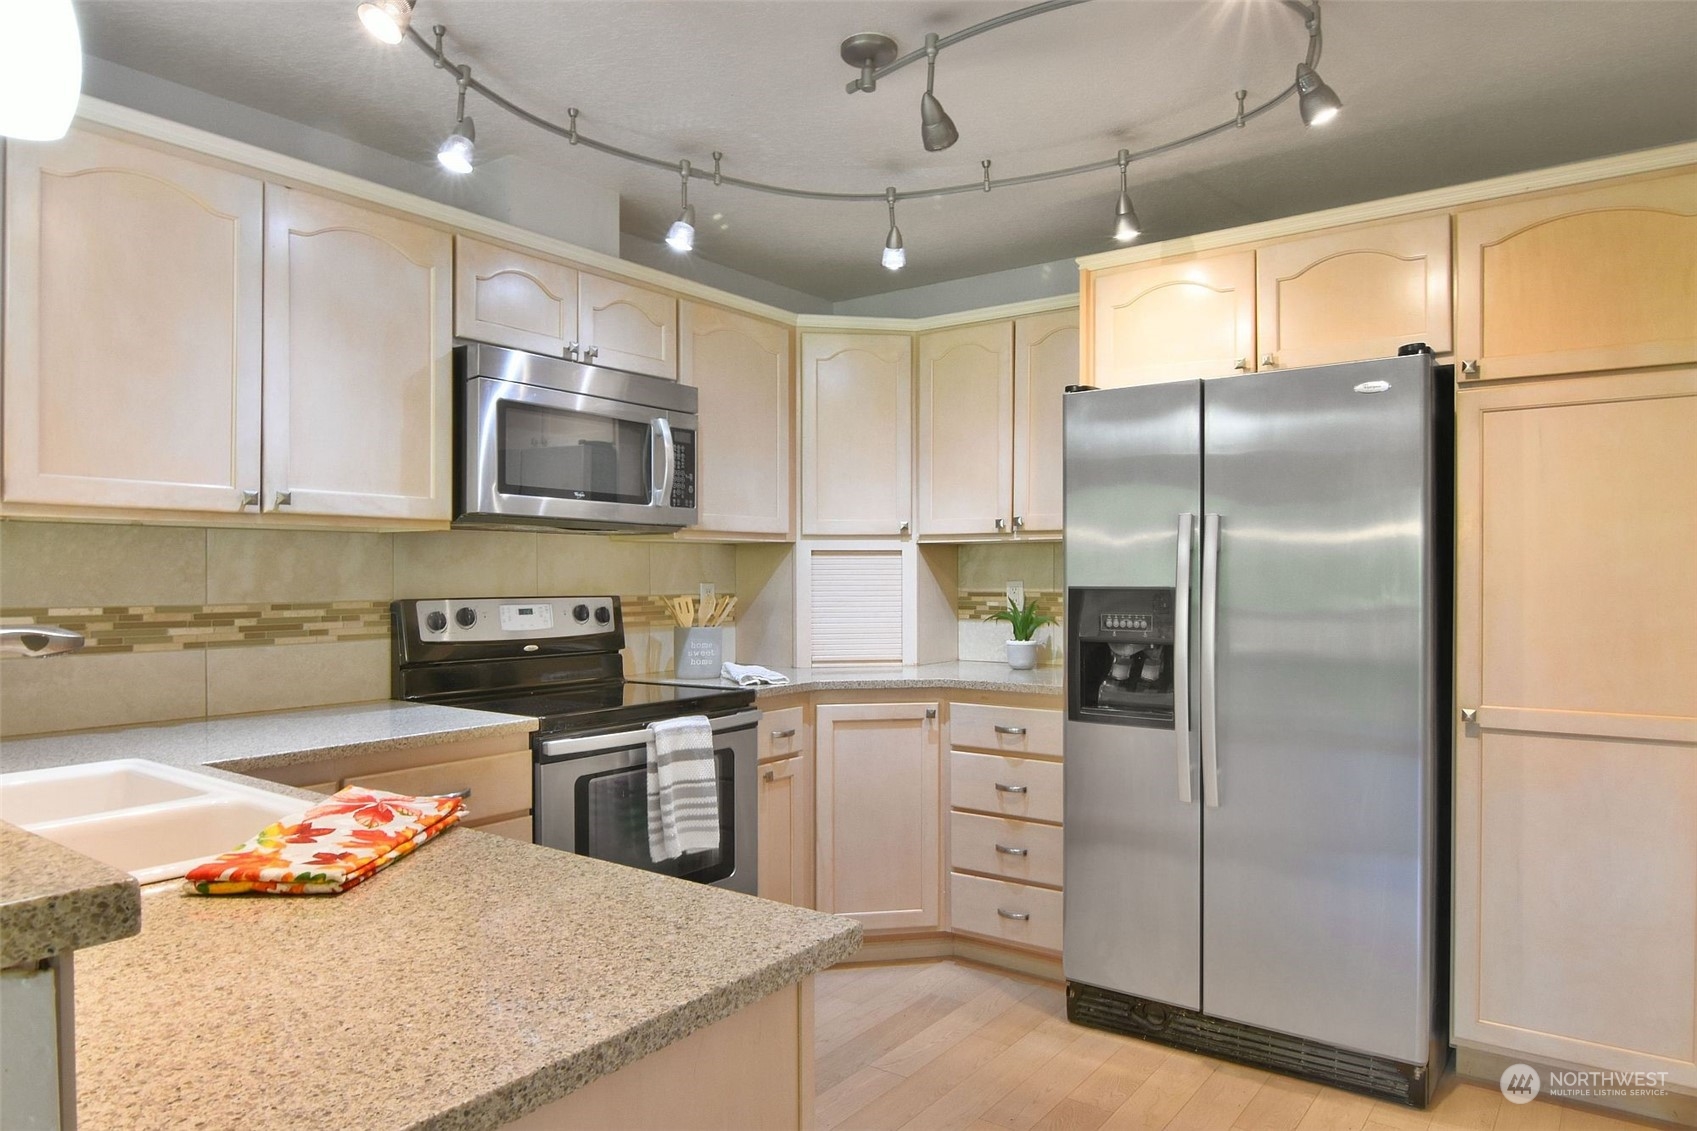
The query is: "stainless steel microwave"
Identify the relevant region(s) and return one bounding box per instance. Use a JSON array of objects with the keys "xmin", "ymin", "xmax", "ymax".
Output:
[{"xmin": 454, "ymin": 343, "xmax": 698, "ymax": 533}]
